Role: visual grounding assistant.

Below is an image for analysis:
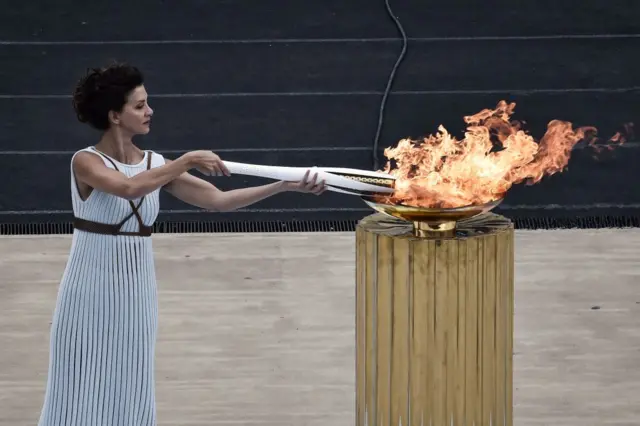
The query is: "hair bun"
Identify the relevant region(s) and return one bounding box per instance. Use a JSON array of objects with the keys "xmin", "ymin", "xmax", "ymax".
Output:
[
  {"xmin": 71, "ymin": 63, "xmax": 144, "ymax": 130},
  {"xmin": 72, "ymin": 68, "xmax": 101, "ymax": 123}
]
